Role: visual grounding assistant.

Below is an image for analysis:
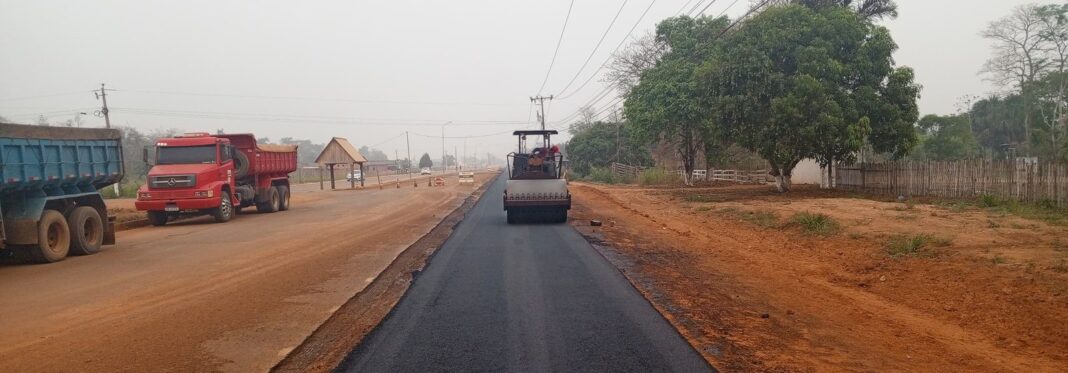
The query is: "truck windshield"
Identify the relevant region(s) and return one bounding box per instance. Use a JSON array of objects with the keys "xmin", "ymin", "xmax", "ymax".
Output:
[{"xmin": 156, "ymin": 145, "xmax": 217, "ymax": 165}]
